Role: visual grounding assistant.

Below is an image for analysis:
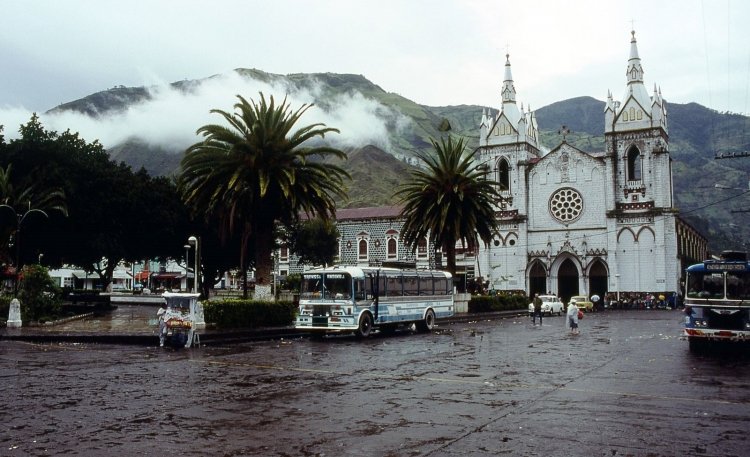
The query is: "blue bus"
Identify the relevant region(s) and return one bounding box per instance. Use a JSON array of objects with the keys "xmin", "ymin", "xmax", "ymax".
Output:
[
  {"xmin": 683, "ymin": 251, "xmax": 750, "ymax": 351},
  {"xmin": 295, "ymin": 266, "xmax": 454, "ymax": 337}
]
